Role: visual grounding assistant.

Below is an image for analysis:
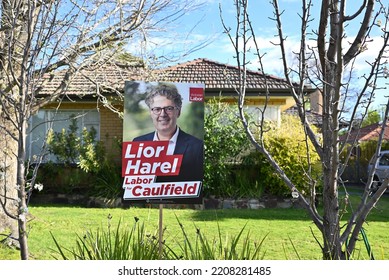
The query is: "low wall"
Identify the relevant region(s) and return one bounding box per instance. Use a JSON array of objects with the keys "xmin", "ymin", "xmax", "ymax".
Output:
[{"xmin": 30, "ymin": 194, "xmax": 302, "ymax": 209}]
